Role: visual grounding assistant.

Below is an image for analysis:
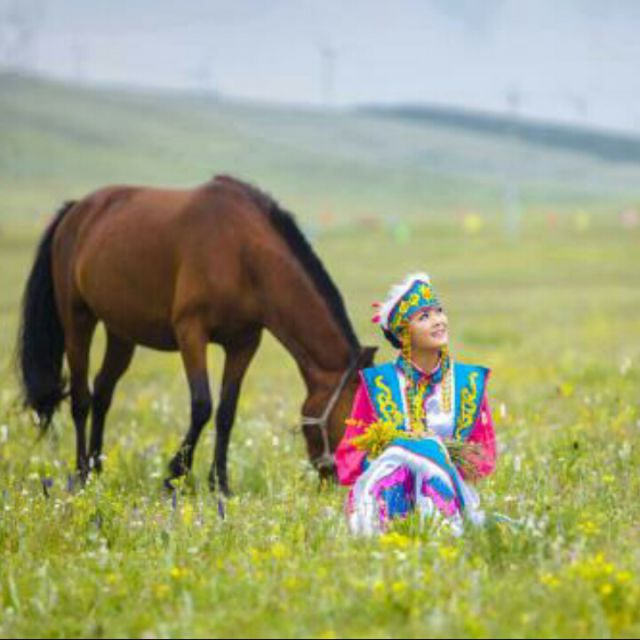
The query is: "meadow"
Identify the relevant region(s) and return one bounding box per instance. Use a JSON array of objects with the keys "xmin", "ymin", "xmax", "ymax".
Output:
[{"xmin": 1, "ymin": 73, "xmax": 639, "ymax": 638}]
